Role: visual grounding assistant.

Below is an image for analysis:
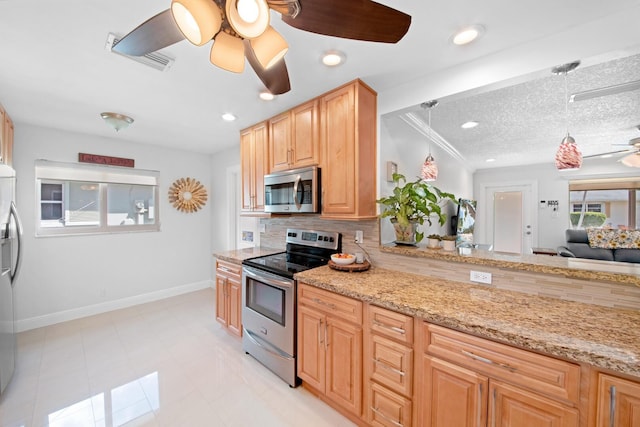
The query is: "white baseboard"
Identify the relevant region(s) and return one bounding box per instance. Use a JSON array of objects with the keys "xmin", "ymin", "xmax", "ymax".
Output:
[{"xmin": 16, "ymin": 280, "xmax": 214, "ymax": 332}]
